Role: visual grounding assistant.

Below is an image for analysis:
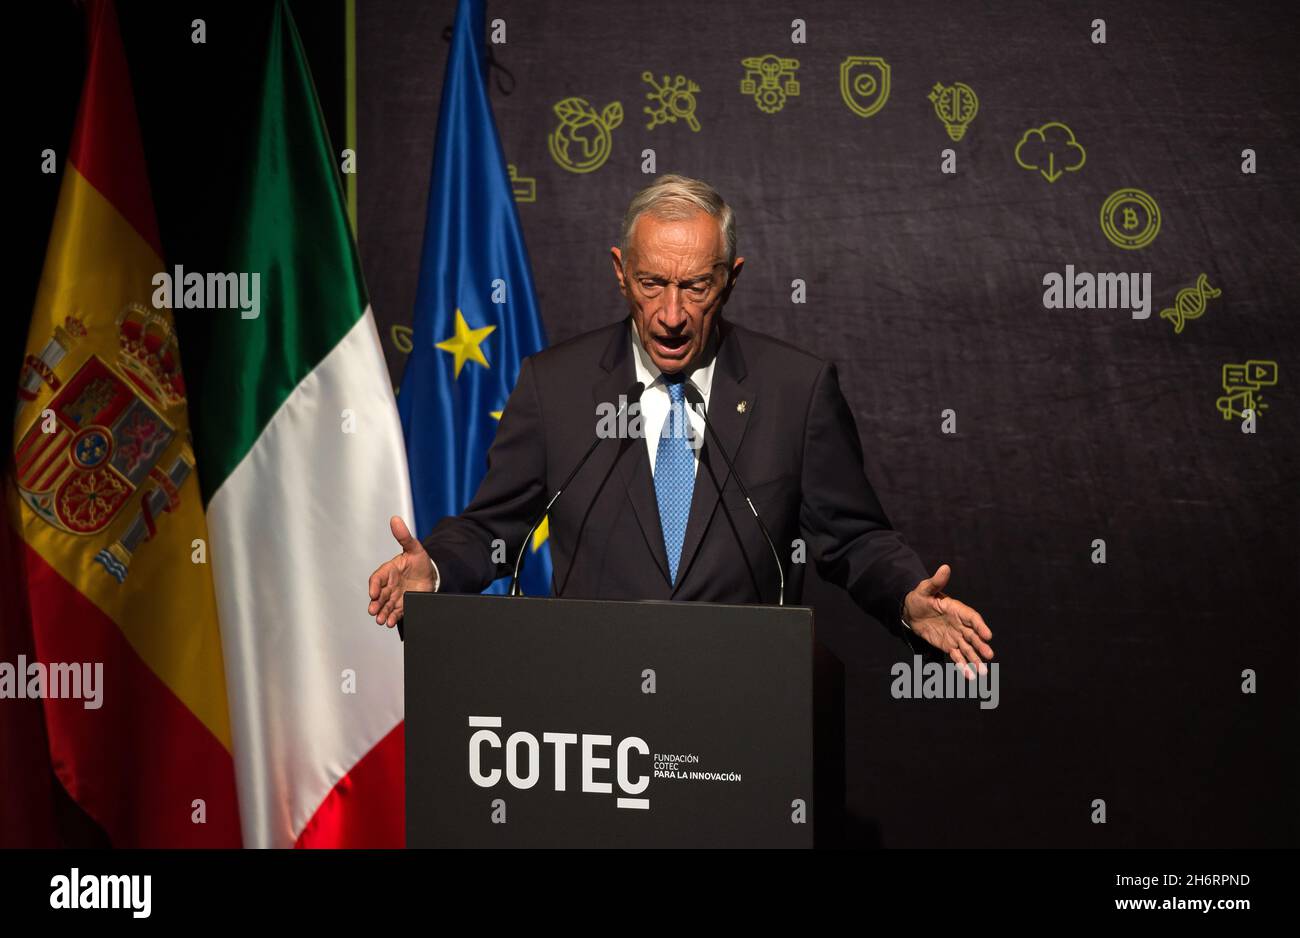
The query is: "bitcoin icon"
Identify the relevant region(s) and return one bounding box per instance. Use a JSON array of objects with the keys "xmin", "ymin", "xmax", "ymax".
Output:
[{"xmin": 1100, "ymin": 188, "xmax": 1161, "ymax": 249}]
